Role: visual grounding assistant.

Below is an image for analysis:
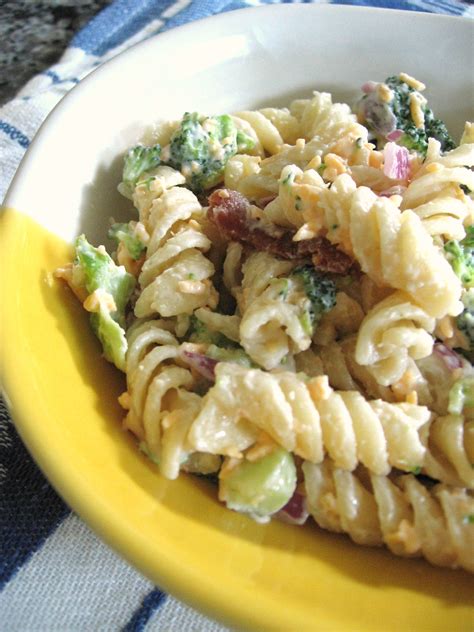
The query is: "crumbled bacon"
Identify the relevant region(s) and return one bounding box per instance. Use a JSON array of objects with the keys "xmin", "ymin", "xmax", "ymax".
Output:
[
  {"xmin": 208, "ymin": 189, "xmax": 251, "ymax": 242},
  {"xmin": 208, "ymin": 189, "xmax": 353, "ymax": 274},
  {"xmin": 311, "ymin": 241, "xmax": 353, "ymax": 274}
]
